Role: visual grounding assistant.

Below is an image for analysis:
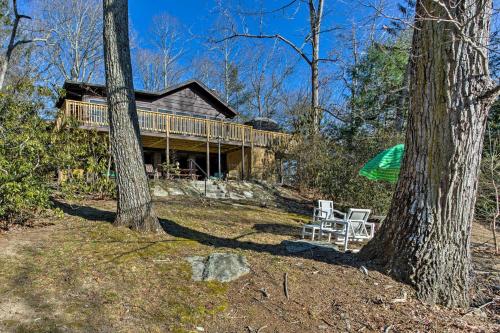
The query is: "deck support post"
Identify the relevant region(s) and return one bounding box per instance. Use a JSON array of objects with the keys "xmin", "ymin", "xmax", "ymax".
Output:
[
  {"xmin": 218, "ymin": 136, "xmax": 221, "ymax": 179},
  {"xmin": 206, "ymin": 122, "xmax": 210, "ymax": 178},
  {"xmin": 165, "ymin": 115, "xmax": 170, "ymax": 178},
  {"xmin": 241, "ymin": 127, "xmax": 245, "ymax": 180},
  {"xmin": 249, "ymin": 128, "xmax": 253, "ymax": 179}
]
